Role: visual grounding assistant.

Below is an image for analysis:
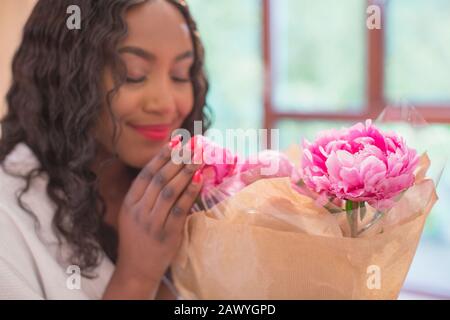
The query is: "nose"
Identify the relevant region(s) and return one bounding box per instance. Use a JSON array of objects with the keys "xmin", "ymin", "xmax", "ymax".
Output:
[{"xmin": 142, "ymin": 75, "xmax": 176, "ymax": 115}]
